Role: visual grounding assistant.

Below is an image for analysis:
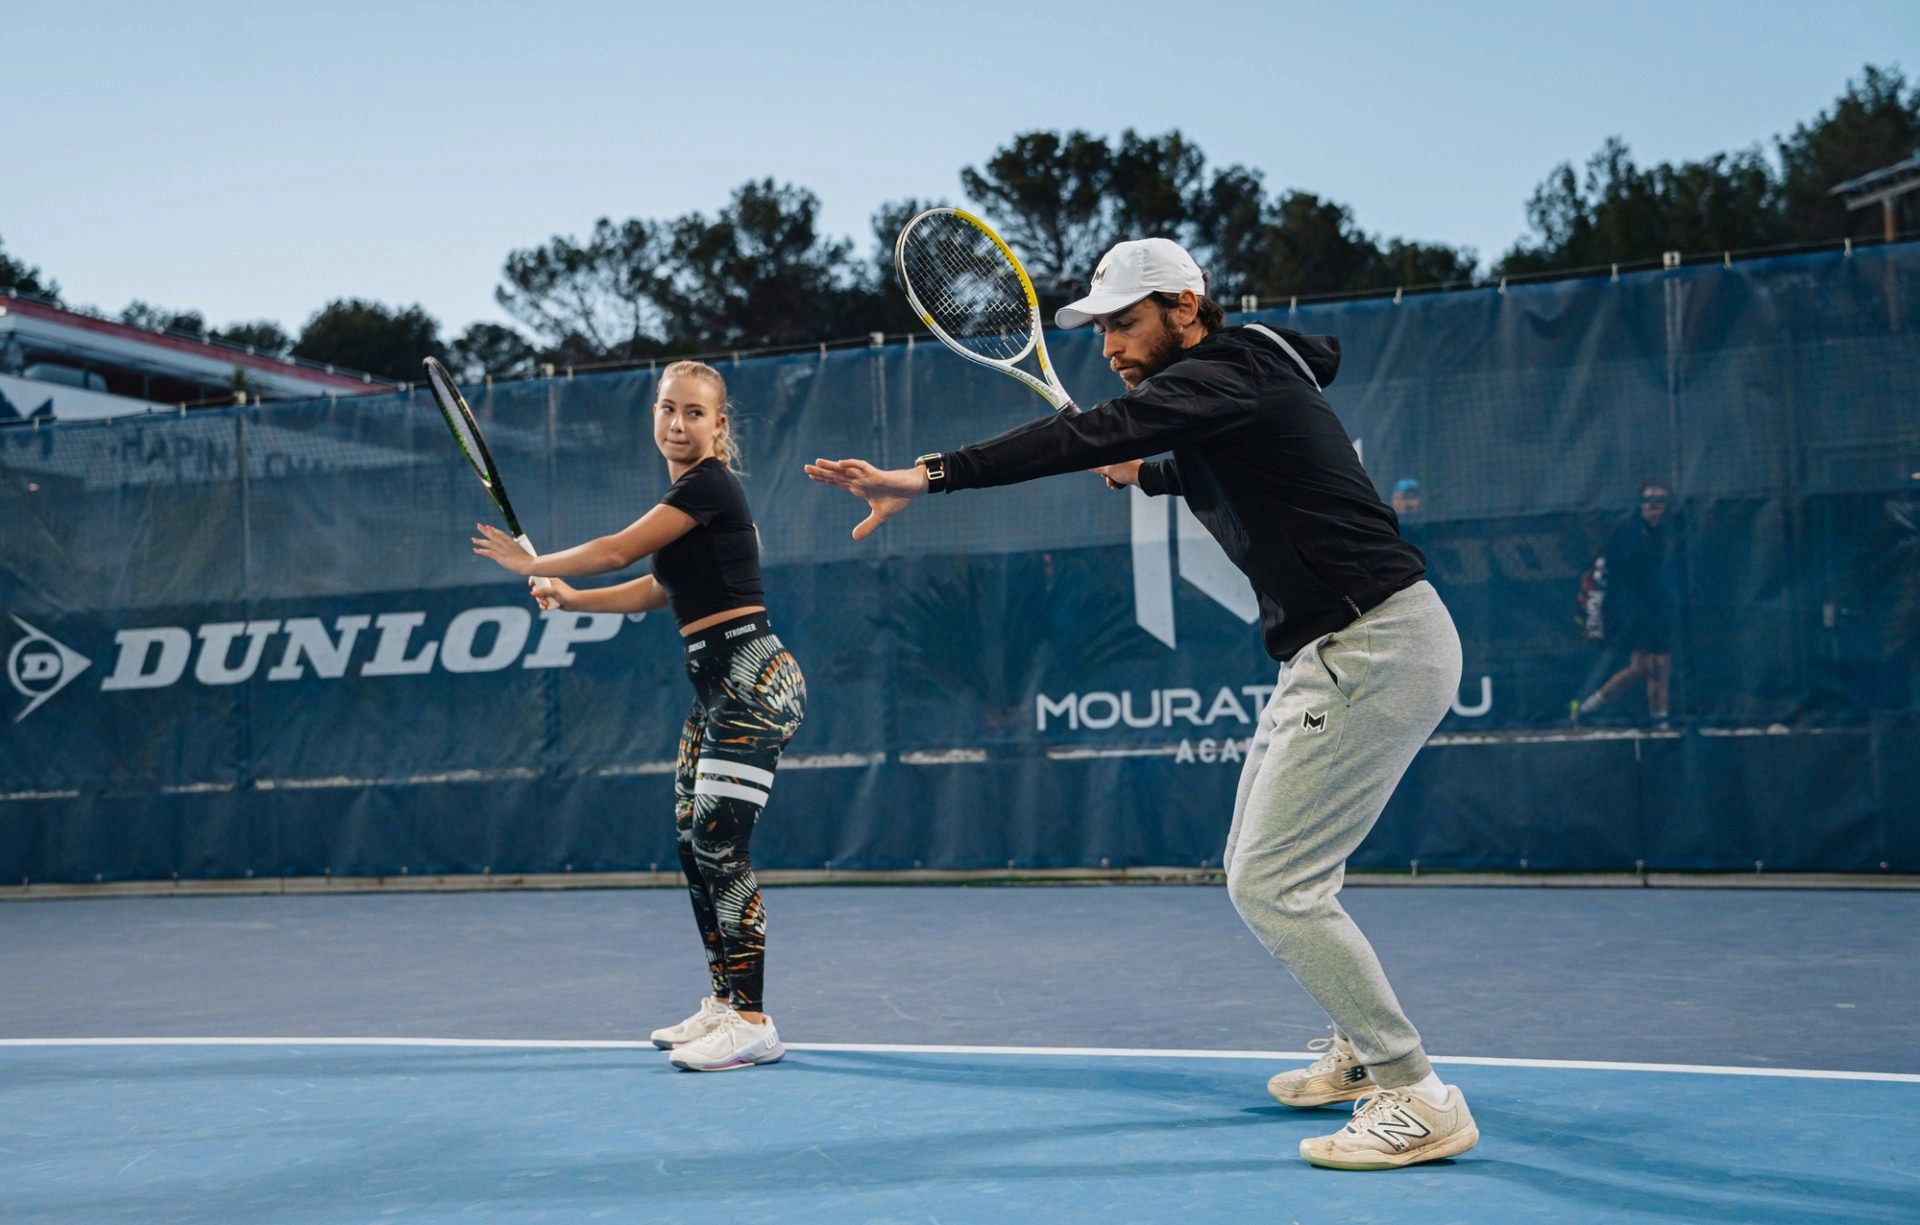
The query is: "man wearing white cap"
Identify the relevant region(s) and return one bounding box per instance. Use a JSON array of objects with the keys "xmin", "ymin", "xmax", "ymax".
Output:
[{"xmin": 806, "ymin": 238, "xmax": 1476, "ymax": 1171}]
